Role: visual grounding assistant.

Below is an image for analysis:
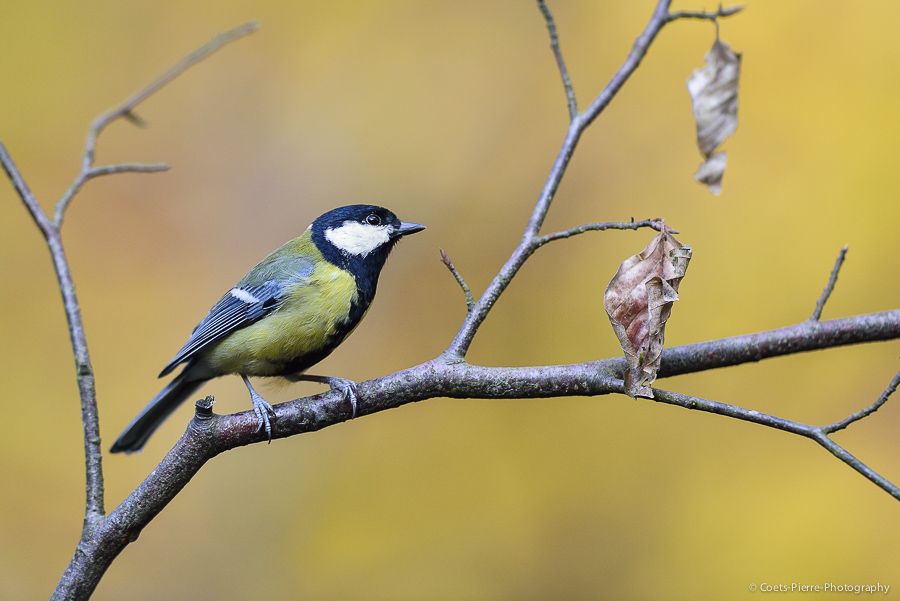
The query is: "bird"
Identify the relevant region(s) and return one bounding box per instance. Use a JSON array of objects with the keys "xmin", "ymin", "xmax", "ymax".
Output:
[{"xmin": 110, "ymin": 204, "xmax": 425, "ymax": 453}]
